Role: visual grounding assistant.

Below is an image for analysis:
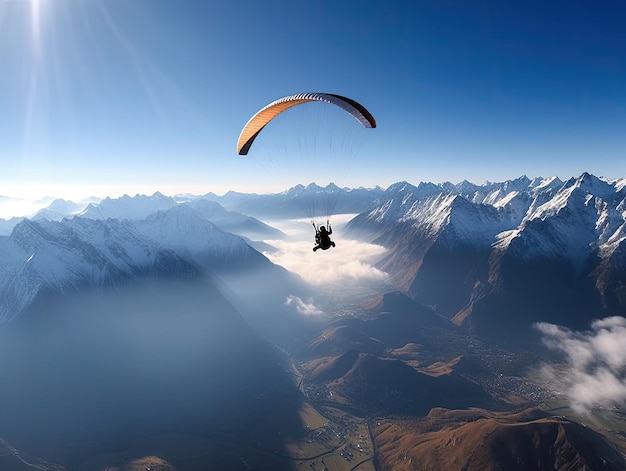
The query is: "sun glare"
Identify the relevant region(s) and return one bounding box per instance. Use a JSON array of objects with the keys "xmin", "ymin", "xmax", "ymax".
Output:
[{"xmin": 30, "ymin": 0, "xmax": 42, "ymax": 44}]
